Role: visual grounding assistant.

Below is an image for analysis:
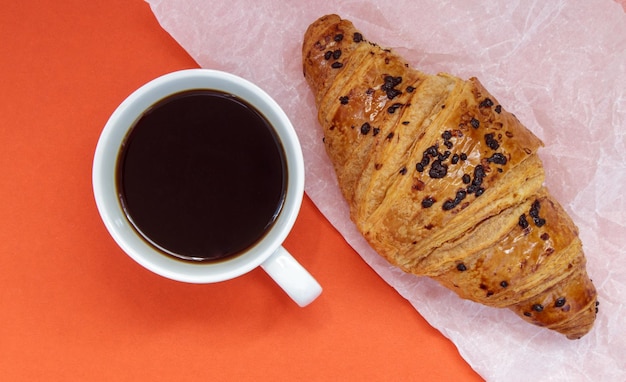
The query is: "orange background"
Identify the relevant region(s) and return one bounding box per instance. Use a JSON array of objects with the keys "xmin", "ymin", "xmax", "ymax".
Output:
[{"xmin": 0, "ymin": 1, "xmax": 483, "ymax": 380}]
